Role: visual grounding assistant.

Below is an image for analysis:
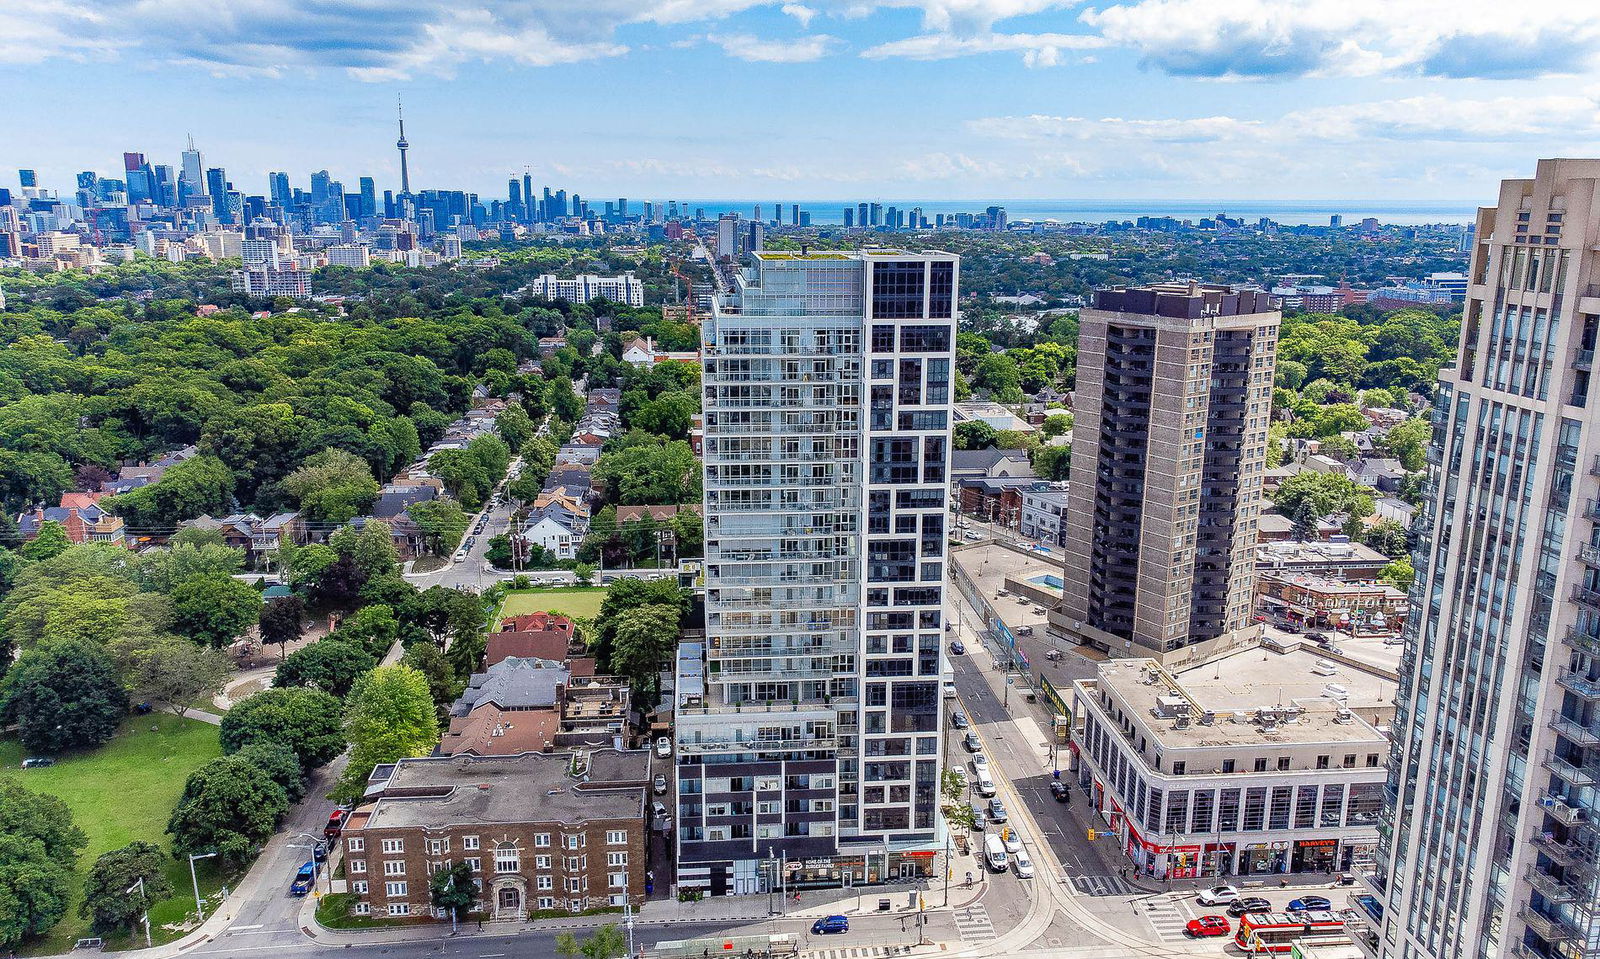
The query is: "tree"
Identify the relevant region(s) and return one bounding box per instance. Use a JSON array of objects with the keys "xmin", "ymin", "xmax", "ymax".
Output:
[
  {"xmin": 591, "ymin": 440, "xmax": 699, "ymax": 505},
  {"xmin": 170, "ymin": 572, "xmax": 264, "ymax": 648},
  {"xmin": 104, "ymin": 454, "xmax": 235, "ymax": 528},
  {"xmin": 140, "ymin": 541, "xmax": 245, "ymax": 593},
  {"xmin": 409, "ymin": 498, "xmax": 471, "ymax": 556},
  {"xmin": 953, "ymin": 421, "xmax": 997, "ymax": 451},
  {"xmin": 0, "ymin": 780, "xmax": 86, "ymax": 863},
  {"xmin": 430, "ymin": 861, "xmax": 476, "ymax": 923},
  {"xmin": 219, "ymin": 687, "xmax": 346, "ymax": 770},
  {"xmin": 1380, "ymin": 558, "xmax": 1416, "ymax": 592},
  {"xmin": 231, "ymin": 740, "xmax": 308, "ymax": 803},
  {"xmin": 1381, "ymin": 418, "xmax": 1431, "ymax": 472},
  {"xmin": 120, "ymin": 636, "xmax": 232, "ymax": 715},
  {"xmin": 80, "ymin": 841, "xmax": 173, "ymax": 933},
  {"xmin": 609, "ymin": 603, "xmax": 683, "ymax": 699},
  {"xmin": 0, "ymin": 835, "xmax": 73, "ymax": 949},
  {"xmin": 1040, "ymin": 413, "xmax": 1073, "ymax": 437},
  {"xmin": 574, "ymin": 562, "xmax": 595, "ymax": 586},
  {"xmin": 274, "ymin": 640, "xmax": 377, "ymax": 698},
  {"xmin": 1032, "ymin": 444, "xmax": 1071, "ymax": 481},
  {"xmin": 258, "ymin": 594, "xmax": 306, "ymax": 657},
  {"xmin": 167, "ymin": 755, "xmax": 289, "ymax": 862},
  {"xmin": 330, "ymin": 521, "xmax": 400, "ymax": 578},
  {"xmin": 1363, "ymin": 519, "xmax": 1411, "ymax": 559},
  {"xmin": 495, "ymin": 406, "xmax": 537, "ymax": 451},
  {"xmin": 1317, "ymin": 435, "xmax": 1360, "ymax": 461},
  {"xmin": 330, "ymin": 604, "xmax": 400, "ymax": 659},
  {"xmin": 281, "ymin": 448, "xmax": 380, "ymax": 523},
  {"xmin": 401, "ymin": 642, "xmax": 461, "ymax": 722},
  {"xmin": 19, "ymin": 521, "xmax": 71, "ymax": 561},
  {"xmin": 1273, "ymin": 471, "xmax": 1374, "ymax": 522},
  {"xmin": 555, "ymin": 924, "xmax": 628, "ymax": 959},
  {"xmin": 333, "ymin": 665, "xmax": 440, "ymax": 803},
  {"xmin": 0, "ymin": 639, "xmax": 126, "ymax": 753}
]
